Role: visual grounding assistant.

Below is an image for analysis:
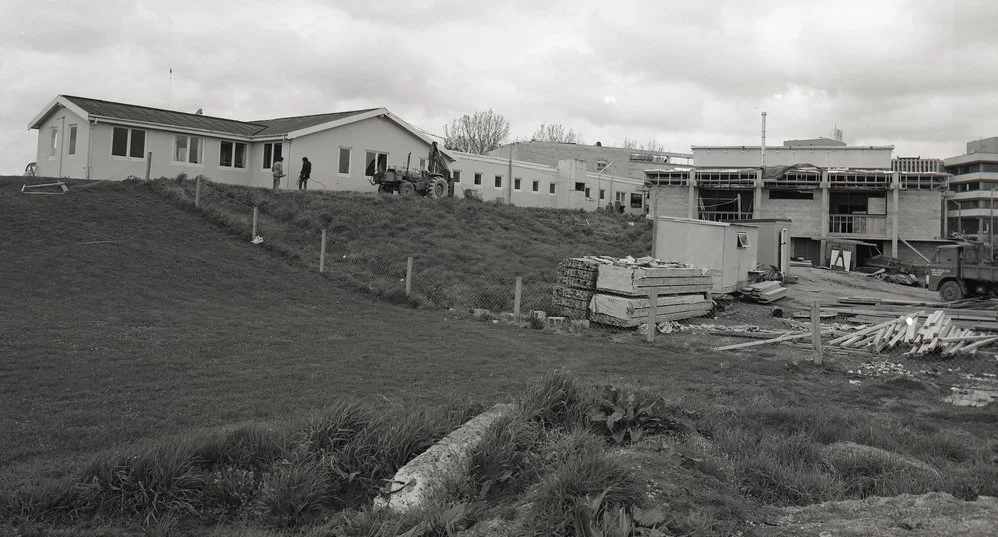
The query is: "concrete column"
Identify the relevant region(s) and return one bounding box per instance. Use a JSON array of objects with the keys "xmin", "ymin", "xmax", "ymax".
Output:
[
  {"xmin": 753, "ymin": 169, "xmax": 763, "ymax": 218},
  {"xmin": 688, "ymin": 171, "xmax": 697, "ymax": 219},
  {"xmin": 820, "ymin": 171, "xmax": 829, "ymax": 266},
  {"xmin": 891, "ymin": 171, "xmax": 900, "ymax": 257}
]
